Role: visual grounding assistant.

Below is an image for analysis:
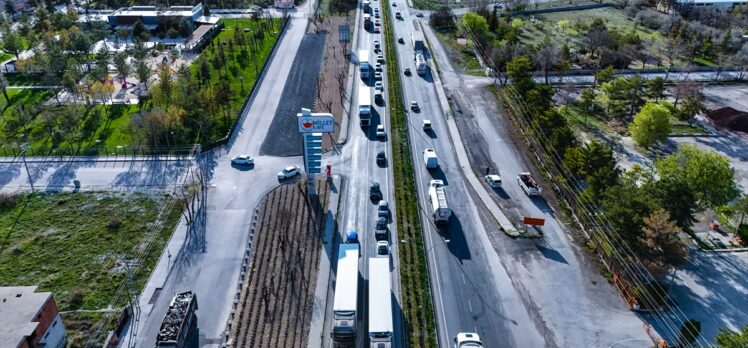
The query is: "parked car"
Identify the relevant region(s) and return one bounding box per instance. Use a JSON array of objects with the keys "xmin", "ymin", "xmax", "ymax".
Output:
[
  {"xmin": 398, "ymin": 37, "xmax": 404, "ymax": 44},
  {"xmin": 377, "ymin": 54, "xmax": 384, "ymax": 62},
  {"xmin": 375, "ymin": 63, "xmax": 383, "ymax": 71},
  {"xmin": 416, "ymin": 12, "xmax": 424, "ymax": 17},
  {"xmin": 376, "ymin": 216, "xmax": 387, "ymax": 229},
  {"xmin": 376, "ymin": 240, "xmax": 389, "ymax": 256},
  {"xmin": 484, "ymin": 174, "xmax": 502, "ymax": 188},
  {"xmin": 374, "ymin": 227, "xmax": 388, "ymax": 241},
  {"xmin": 375, "ymin": 72, "xmax": 382, "ymax": 80},
  {"xmin": 231, "ymin": 155, "xmax": 254, "ymax": 165},
  {"xmin": 374, "ymin": 26, "xmax": 381, "ymax": 33},
  {"xmin": 374, "ymin": 40, "xmax": 380, "ymax": 49},
  {"xmin": 277, "ymin": 165, "xmax": 300, "ymax": 180},
  {"xmin": 375, "ymin": 19, "xmax": 381, "ymax": 25}
]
